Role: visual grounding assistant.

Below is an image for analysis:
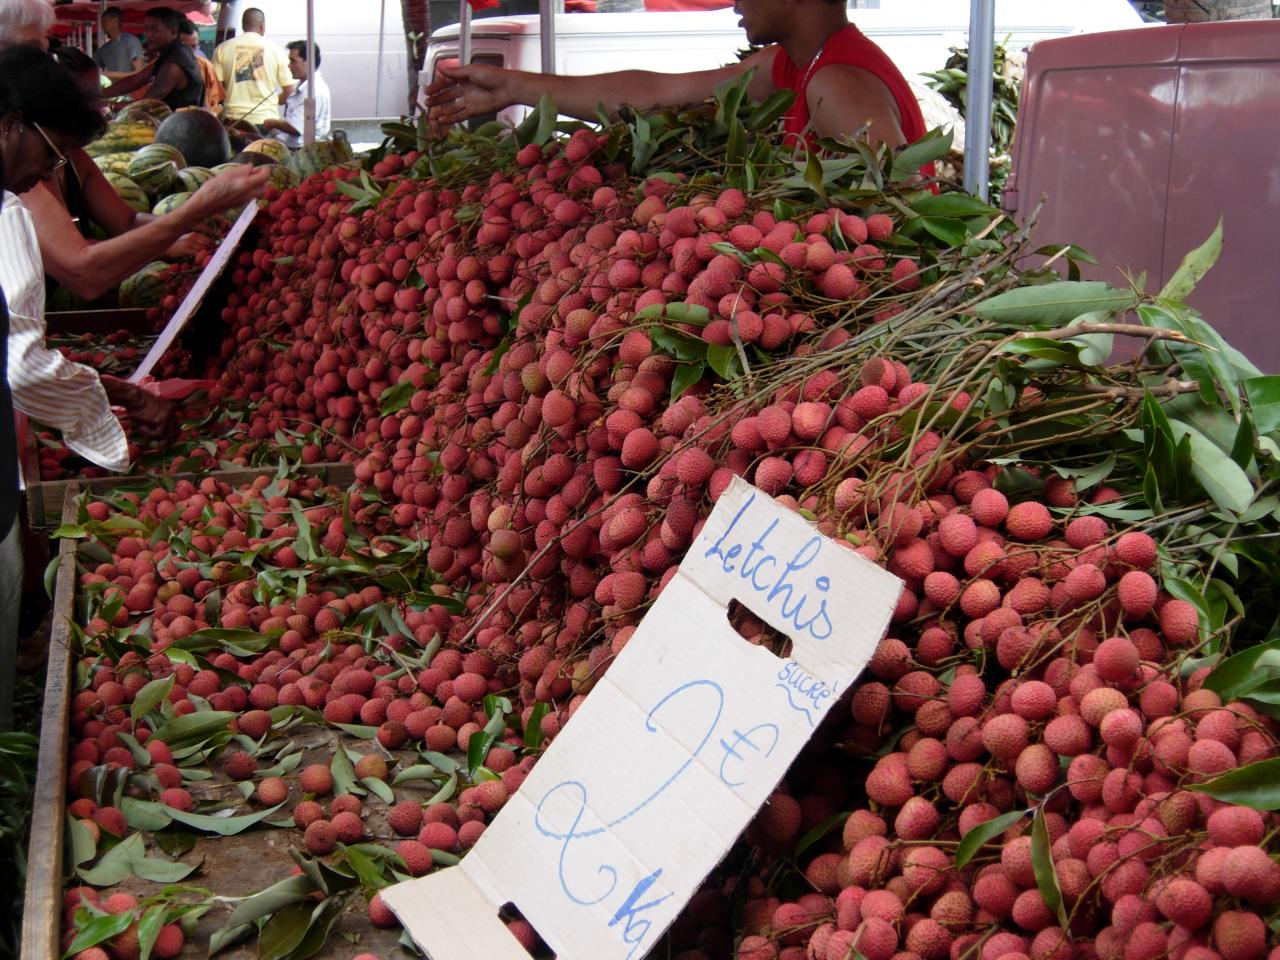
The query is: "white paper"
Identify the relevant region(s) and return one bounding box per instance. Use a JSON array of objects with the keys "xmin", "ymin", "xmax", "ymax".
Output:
[{"xmin": 382, "ymin": 477, "xmax": 902, "ymax": 959}]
